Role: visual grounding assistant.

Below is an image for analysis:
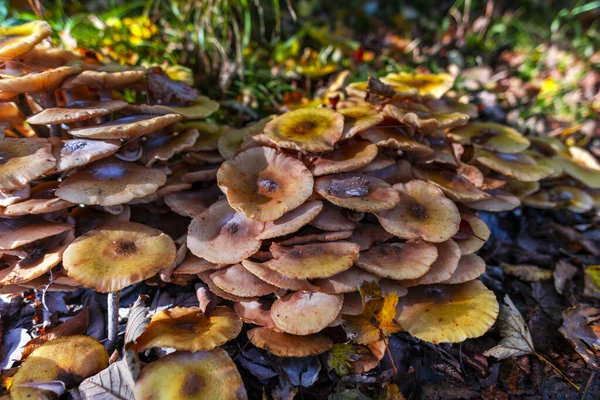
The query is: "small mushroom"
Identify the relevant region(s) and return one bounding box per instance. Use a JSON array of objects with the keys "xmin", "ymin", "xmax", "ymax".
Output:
[
  {"xmin": 210, "ymin": 264, "xmax": 277, "ymax": 297},
  {"xmin": 27, "ymin": 100, "xmax": 128, "ymax": 125},
  {"xmin": 474, "ymin": 150, "xmax": 554, "ymax": 182},
  {"xmin": 310, "ymin": 140, "xmax": 378, "ymax": 176},
  {"xmin": 0, "ymin": 138, "xmax": 56, "ymax": 190},
  {"xmin": 381, "ymin": 72, "xmax": 455, "ymax": 98},
  {"xmin": 271, "ymin": 291, "xmax": 343, "ymax": 335},
  {"xmin": 449, "ymin": 122, "xmax": 530, "ymax": 153},
  {"xmin": 241, "ymin": 260, "xmax": 318, "ymax": 291},
  {"xmin": 313, "ymin": 267, "xmax": 381, "ymax": 293},
  {"xmin": 399, "ymin": 240, "xmax": 461, "ymax": 286},
  {"xmin": 442, "ymin": 254, "xmax": 486, "ymax": 284},
  {"xmin": 49, "ymin": 138, "xmax": 120, "ymax": 172},
  {"xmin": 257, "ymin": 200, "xmax": 323, "ymax": 240},
  {"xmin": 247, "ymin": 327, "xmax": 333, "ymax": 357},
  {"xmin": 338, "ymin": 104, "xmax": 384, "ymax": 139},
  {"xmin": 355, "ymin": 242, "xmax": 438, "ymax": 280},
  {"xmin": 69, "ymin": 114, "xmax": 183, "ymax": 140}
]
